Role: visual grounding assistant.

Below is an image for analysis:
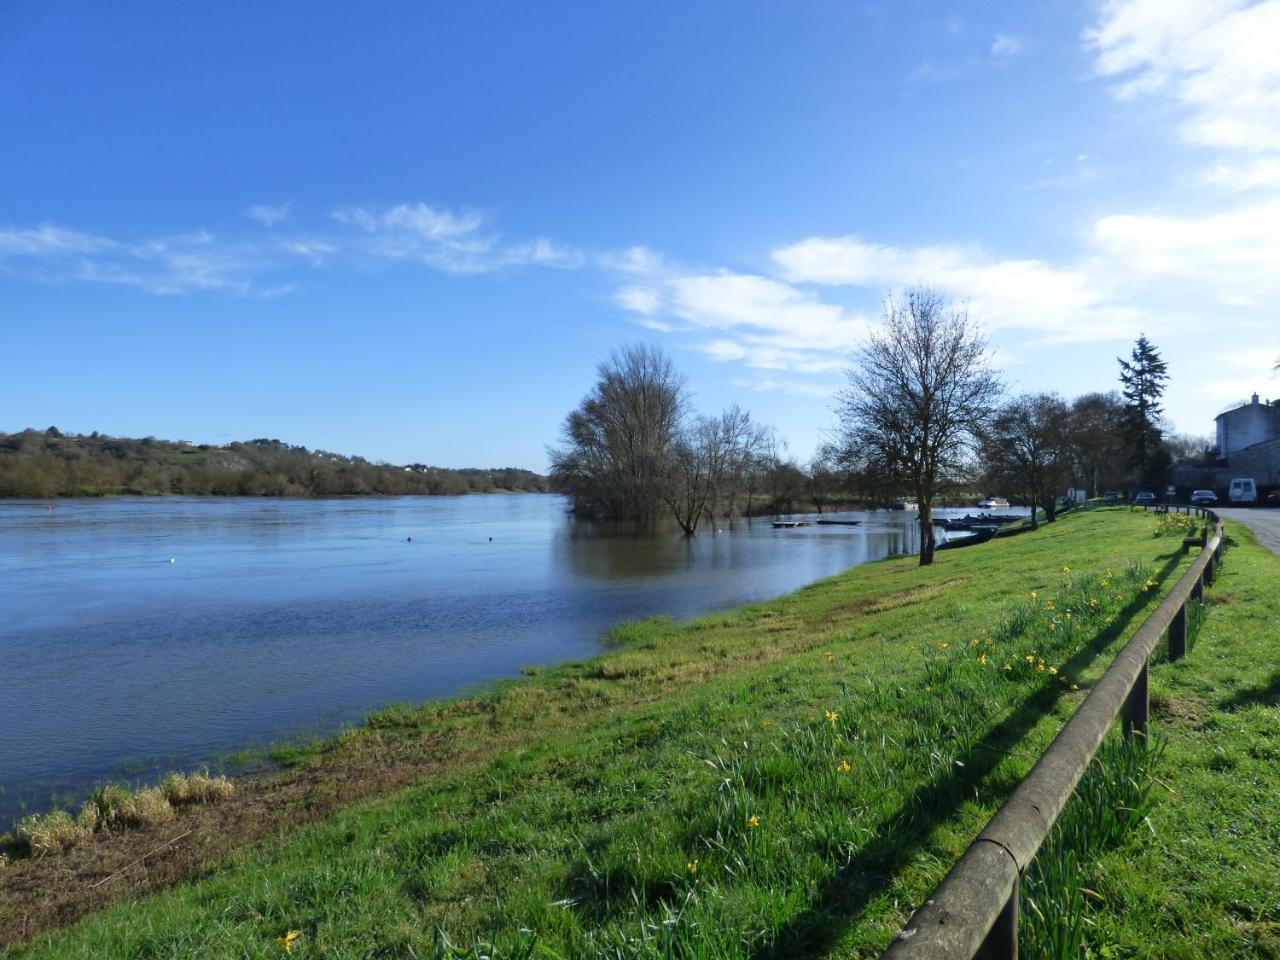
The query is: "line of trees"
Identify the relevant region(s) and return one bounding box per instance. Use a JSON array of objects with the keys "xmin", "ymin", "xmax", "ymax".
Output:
[
  {"xmin": 0, "ymin": 430, "xmax": 547, "ymax": 498},
  {"xmin": 833, "ymin": 286, "xmax": 1195, "ymax": 566}
]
